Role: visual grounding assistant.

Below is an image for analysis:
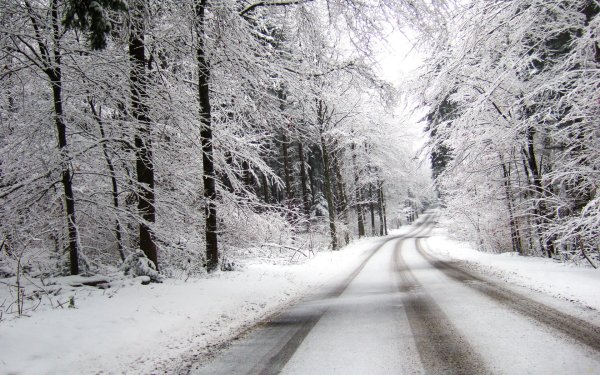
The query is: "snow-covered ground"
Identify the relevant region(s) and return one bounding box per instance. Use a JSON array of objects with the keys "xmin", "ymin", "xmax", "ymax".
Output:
[
  {"xmin": 0, "ymin": 235, "xmax": 387, "ymax": 375},
  {"xmin": 1, "ymin": 219, "xmax": 599, "ymax": 375},
  {"xmin": 424, "ymin": 226, "xmax": 600, "ymax": 311}
]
